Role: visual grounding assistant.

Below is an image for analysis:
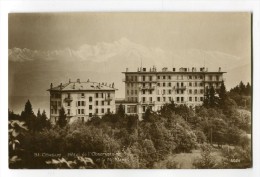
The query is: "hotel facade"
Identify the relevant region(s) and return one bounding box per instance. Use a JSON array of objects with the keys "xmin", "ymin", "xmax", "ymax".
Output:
[
  {"xmin": 48, "ymin": 79, "xmax": 117, "ymax": 123},
  {"xmin": 118, "ymin": 66, "xmax": 226, "ymax": 118},
  {"xmin": 48, "ymin": 66, "xmax": 226, "ymax": 122}
]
